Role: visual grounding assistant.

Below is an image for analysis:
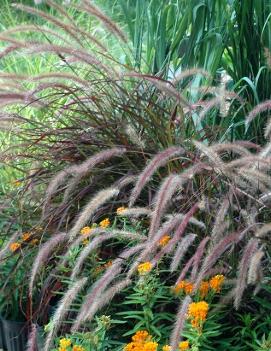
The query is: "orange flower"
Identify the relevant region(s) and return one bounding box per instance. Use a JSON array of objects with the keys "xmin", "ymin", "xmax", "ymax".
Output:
[
  {"xmin": 103, "ymin": 260, "xmax": 113, "ymax": 268},
  {"xmin": 58, "ymin": 348, "xmax": 67, "ymax": 351},
  {"xmin": 99, "ymin": 218, "xmax": 110, "ymax": 228},
  {"xmin": 82, "ymin": 238, "xmax": 89, "ymax": 246},
  {"xmin": 9, "ymin": 242, "xmax": 21, "ymax": 252},
  {"xmin": 179, "ymin": 340, "xmax": 189, "ymax": 350},
  {"xmin": 30, "ymin": 239, "xmax": 39, "ymax": 245},
  {"xmin": 80, "ymin": 226, "xmax": 92, "ymax": 236},
  {"xmin": 209, "ymin": 275, "xmax": 224, "ymax": 293},
  {"xmin": 59, "ymin": 338, "xmax": 72, "ymax": 348},
  {"xmin": 188, "ymin": 301, "xmax": 209, "ymax": 330},
  {"xmin": 116, "ymin": 206, "xmax": 126, "ymax": 215},
  {"xmin": 143, "ymin": 341, "xmax": 158, "ymax": 350},
  {"xmin": 22, "ymin": 232, "xmax": 31, "ymax": 241},
  {"xmin": 137, "ymin": 262, "xmax": 152, "ymax": 275},
  {"xmin": 199, "ymin": 281, "xmax": 209, "ymax": 298},
  {"xmin": 158, "ymin": 235, "xmax": 171, "ymax": 247},
  {"xmin": 173, "ymin": 280, "xmax": 194, "ymax": 295},
  {"xmin": 162, "ymin": 345, "xmax": 172, "ymax": 351},
  {"xmin": 72, "ymin": 346, "xmax": 85, "ymax": 351},
  {"xmin": 132, "ymin": 330, "xmax": 149, "ymax": 343}
]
